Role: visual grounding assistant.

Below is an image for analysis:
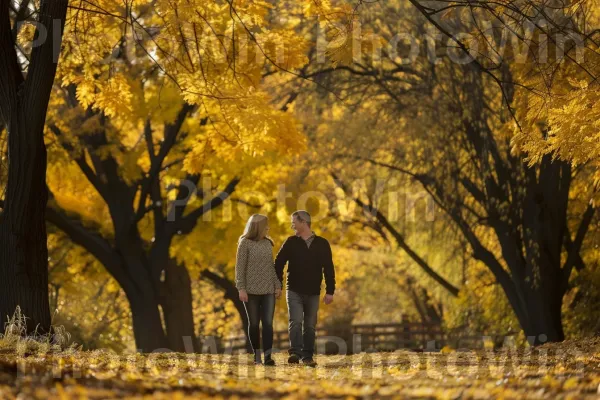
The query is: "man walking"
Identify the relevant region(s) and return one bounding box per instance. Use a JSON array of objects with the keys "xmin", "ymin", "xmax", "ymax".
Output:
[{"xmin": 275, "ymin": 210, "xmax": 336, "ymax": 367}]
